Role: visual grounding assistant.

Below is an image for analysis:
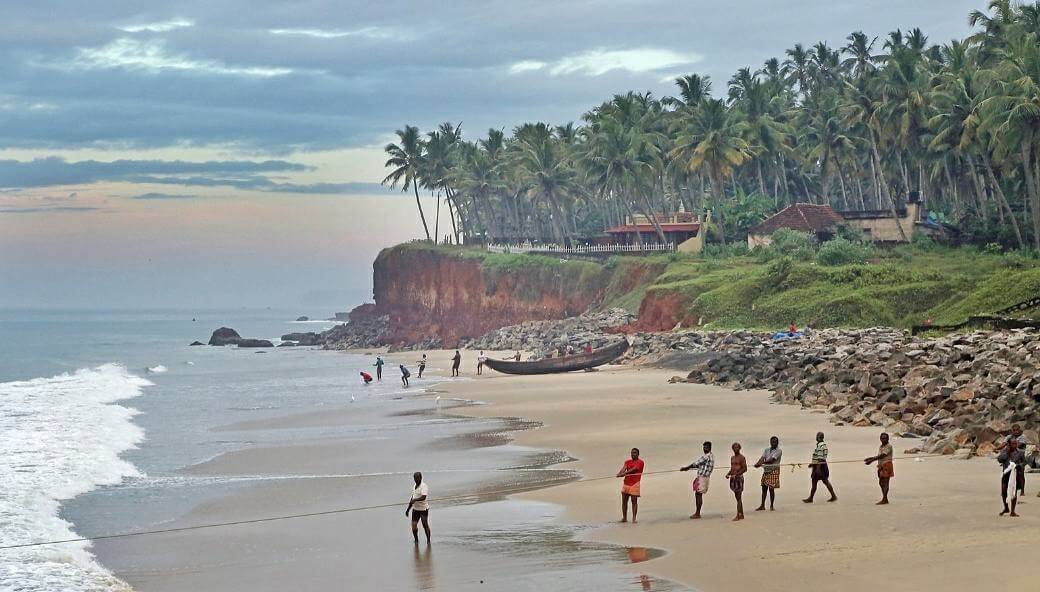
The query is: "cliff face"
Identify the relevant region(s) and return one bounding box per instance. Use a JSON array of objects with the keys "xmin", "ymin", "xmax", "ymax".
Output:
[{"xmin": 371, "ymin": 245, "xmax": 614, "ymax": 347}]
